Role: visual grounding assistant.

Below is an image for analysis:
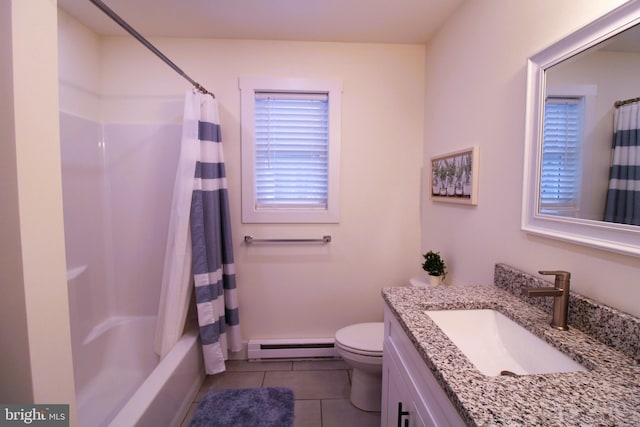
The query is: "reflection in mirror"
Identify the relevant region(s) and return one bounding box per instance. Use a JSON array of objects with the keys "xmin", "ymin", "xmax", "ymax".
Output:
[
  {"xmin": 542, "ymin": 23, "xmax": 640, "ymax": 224},
  {"xmin": 522, "ymin": 1, "xmax": 640, "ymax": 256}
]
